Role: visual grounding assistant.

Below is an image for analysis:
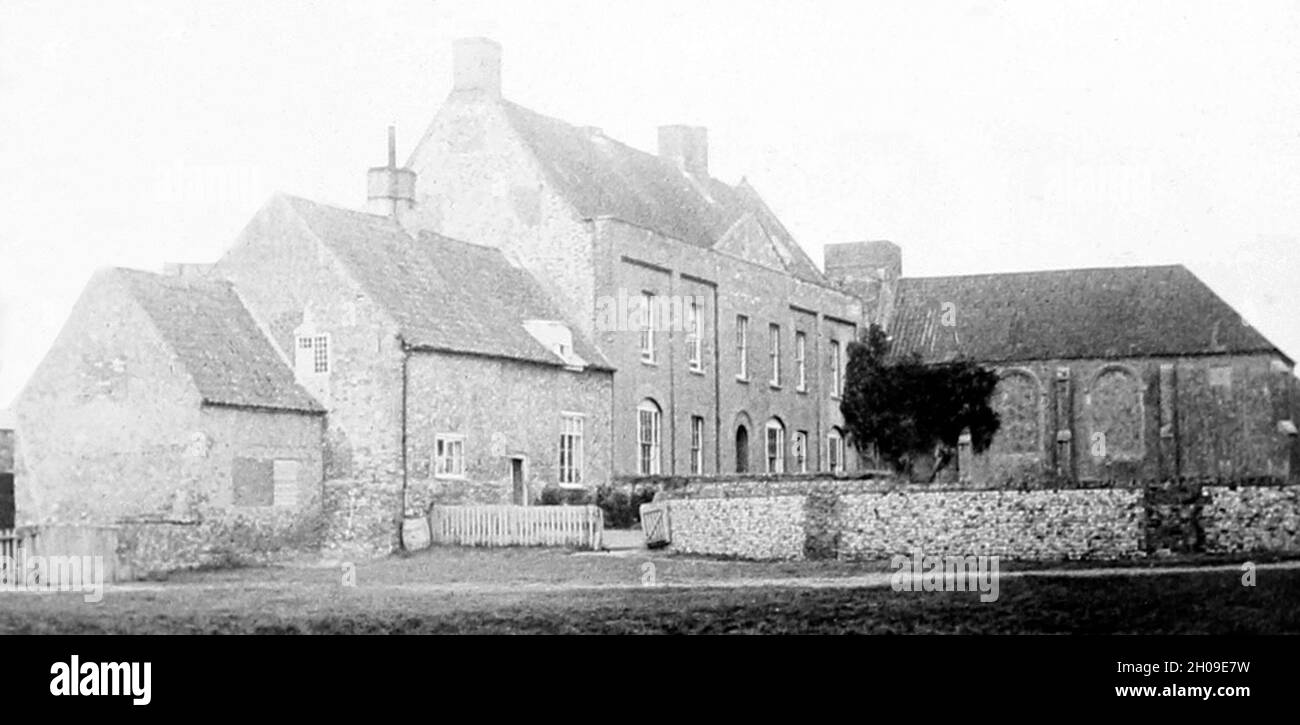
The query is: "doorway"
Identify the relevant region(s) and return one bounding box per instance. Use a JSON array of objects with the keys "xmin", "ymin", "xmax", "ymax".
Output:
[
  {"xmin": 735, "ymin": 425, "xmax": 749, "ymax": 473},
  {"xmin": 510, "ymin": 457, "xmax": 527, "ymax": 505},
  {"xmin": 0, "ymin": 473, "xmax": 12, "ymax": 529}
]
